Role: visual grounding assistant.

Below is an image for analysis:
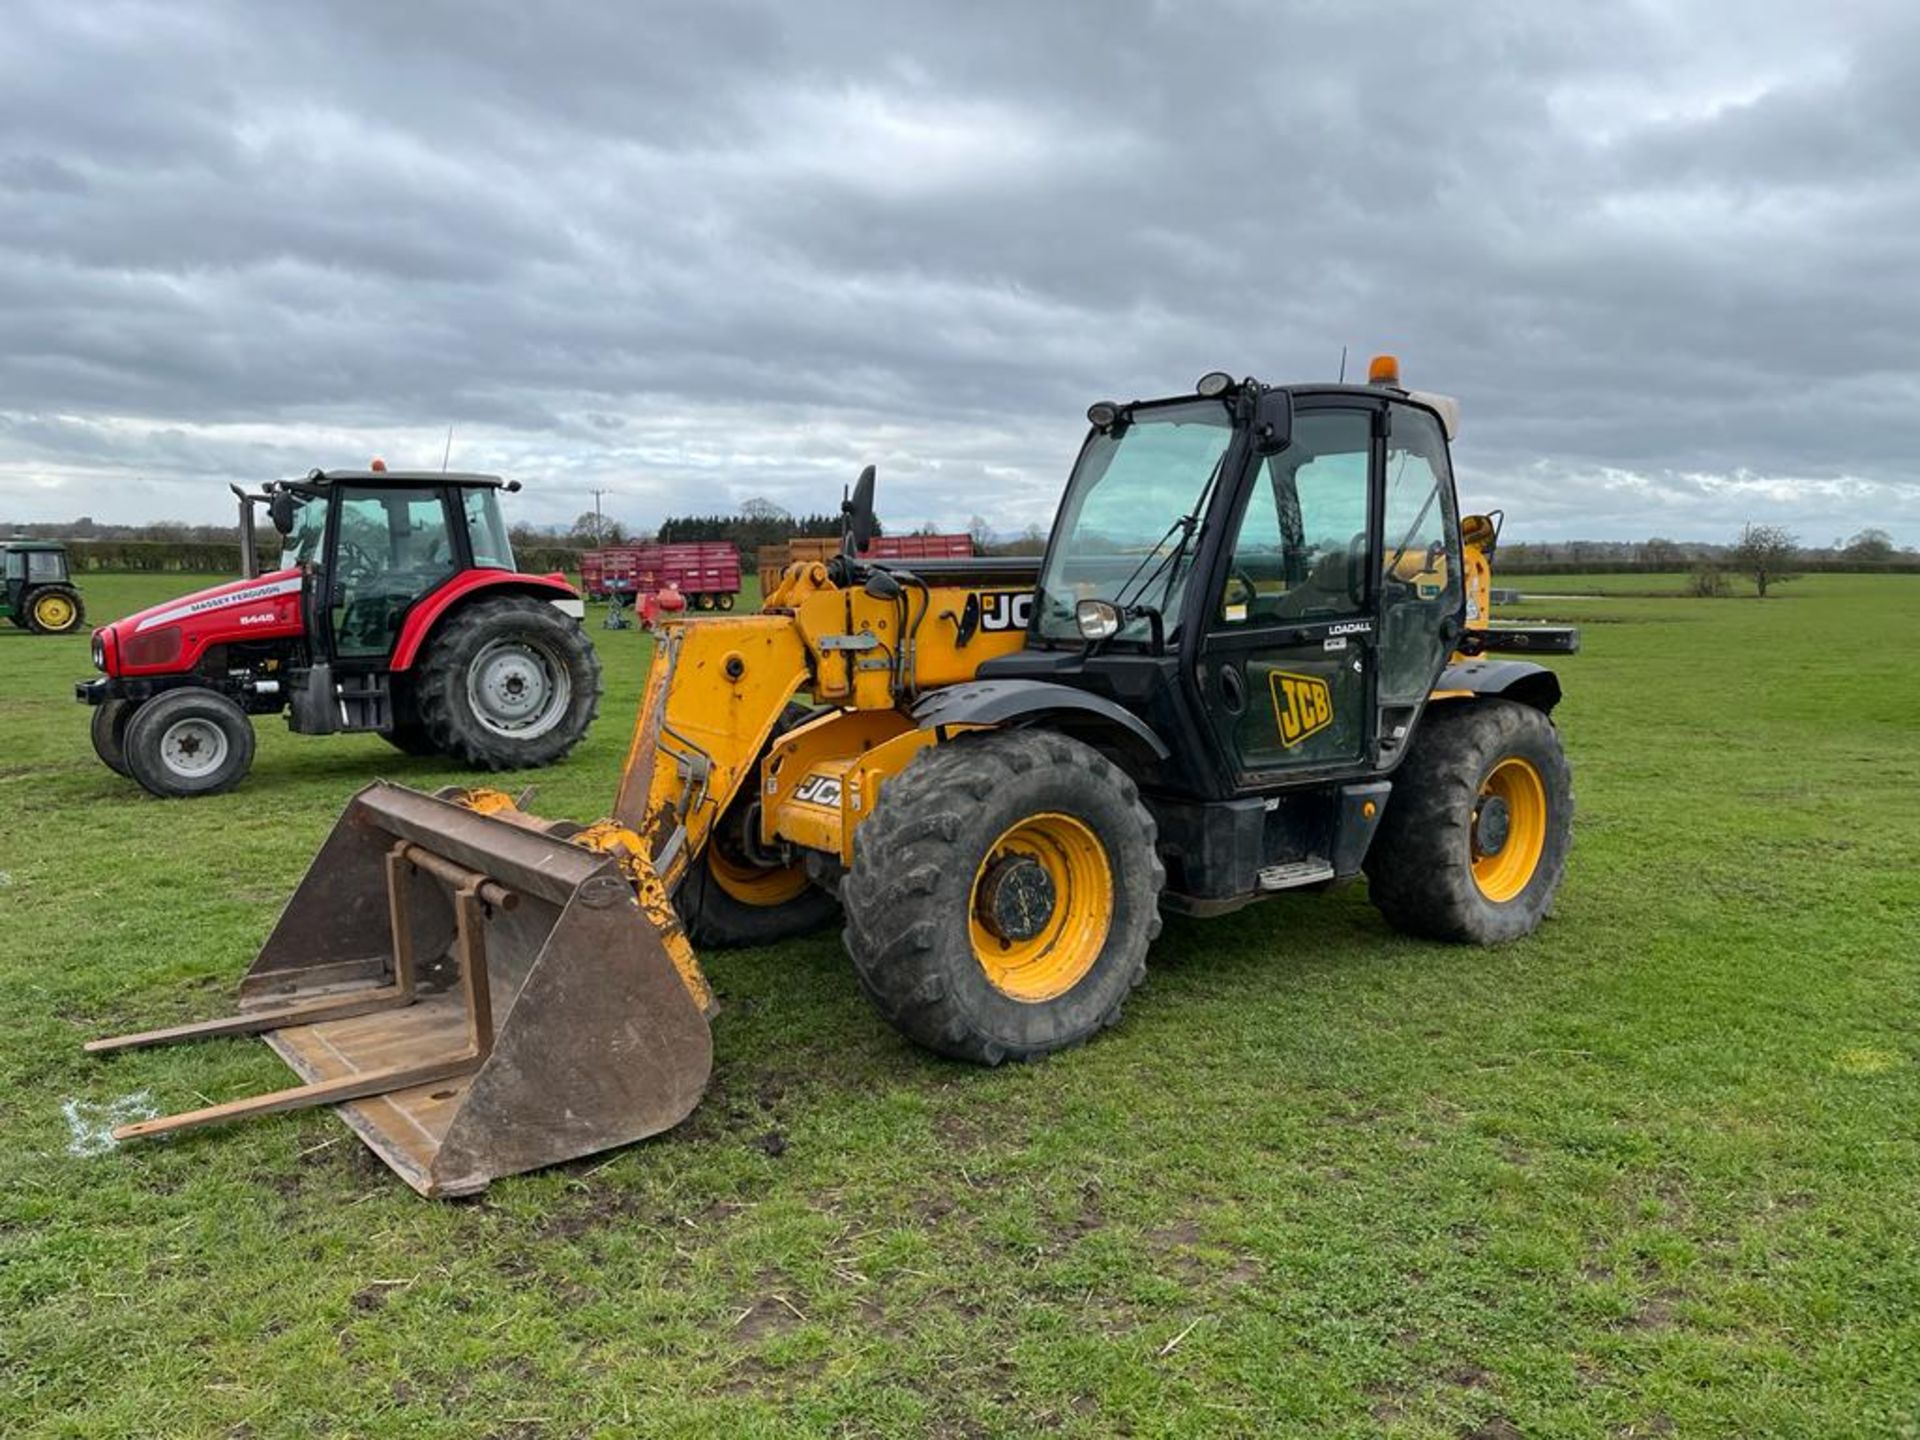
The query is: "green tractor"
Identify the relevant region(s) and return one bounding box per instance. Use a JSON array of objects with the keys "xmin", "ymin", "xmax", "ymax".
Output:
[{"xmin": 1, "ymin": 540, "xmax": 87, "ymax": 635}]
